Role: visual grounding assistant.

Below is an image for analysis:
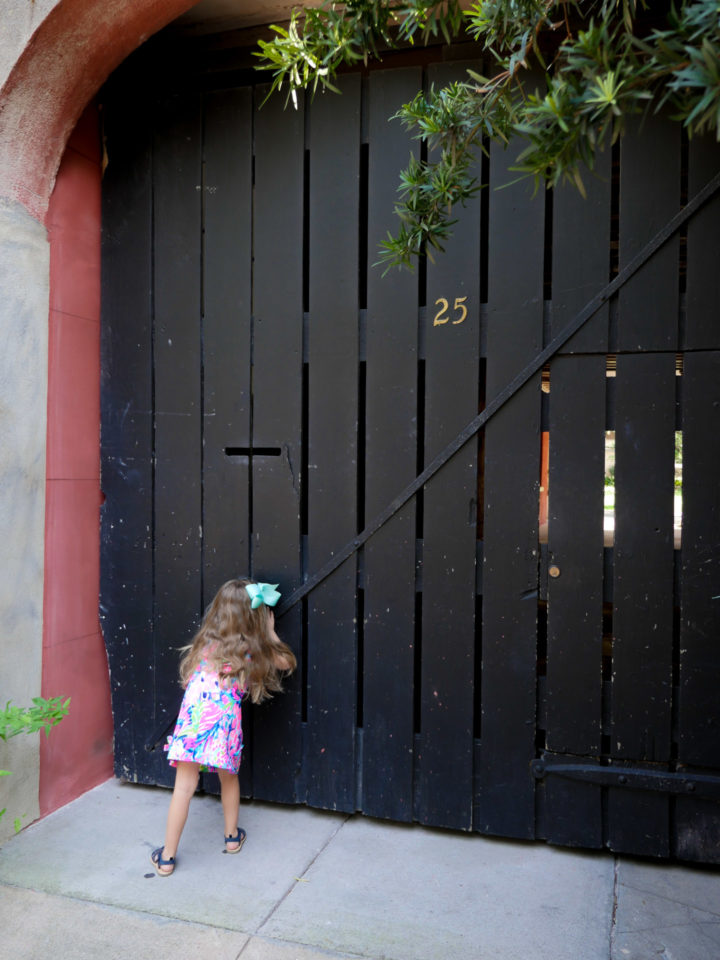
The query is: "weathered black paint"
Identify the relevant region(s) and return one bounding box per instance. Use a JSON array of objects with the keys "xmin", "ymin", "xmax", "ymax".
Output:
[
  {"xmin": 101, "ymin": 40, "xmax": 720, "ymax": 863},
  {"xmin": 251, "ymin": 84, "xmax": 305, "ymax": 803},
  {"xmin": 305, "ymin": 74, "xmax": 361, "ymax": 813},
  {"xmin": 101, "ymin": 87, "xmax": 155, "ymax": 784},
  {"xmin": 362, "ymin": 67, "xmax": 420, "ymax": 823},
  {"xmin": 152, "ymin": 92, "xmax": 204, "ymax": 788},
  {"xmin": 543, "ymin": 356, "xmax": 606, "ymax": 850},
  {"xmin": 417, "ymin": 63, "xmax": 480, "ymax": 831},
  {"xmin": 478, "ymin": 125, "xmax": 544, "ymax": 839}
]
